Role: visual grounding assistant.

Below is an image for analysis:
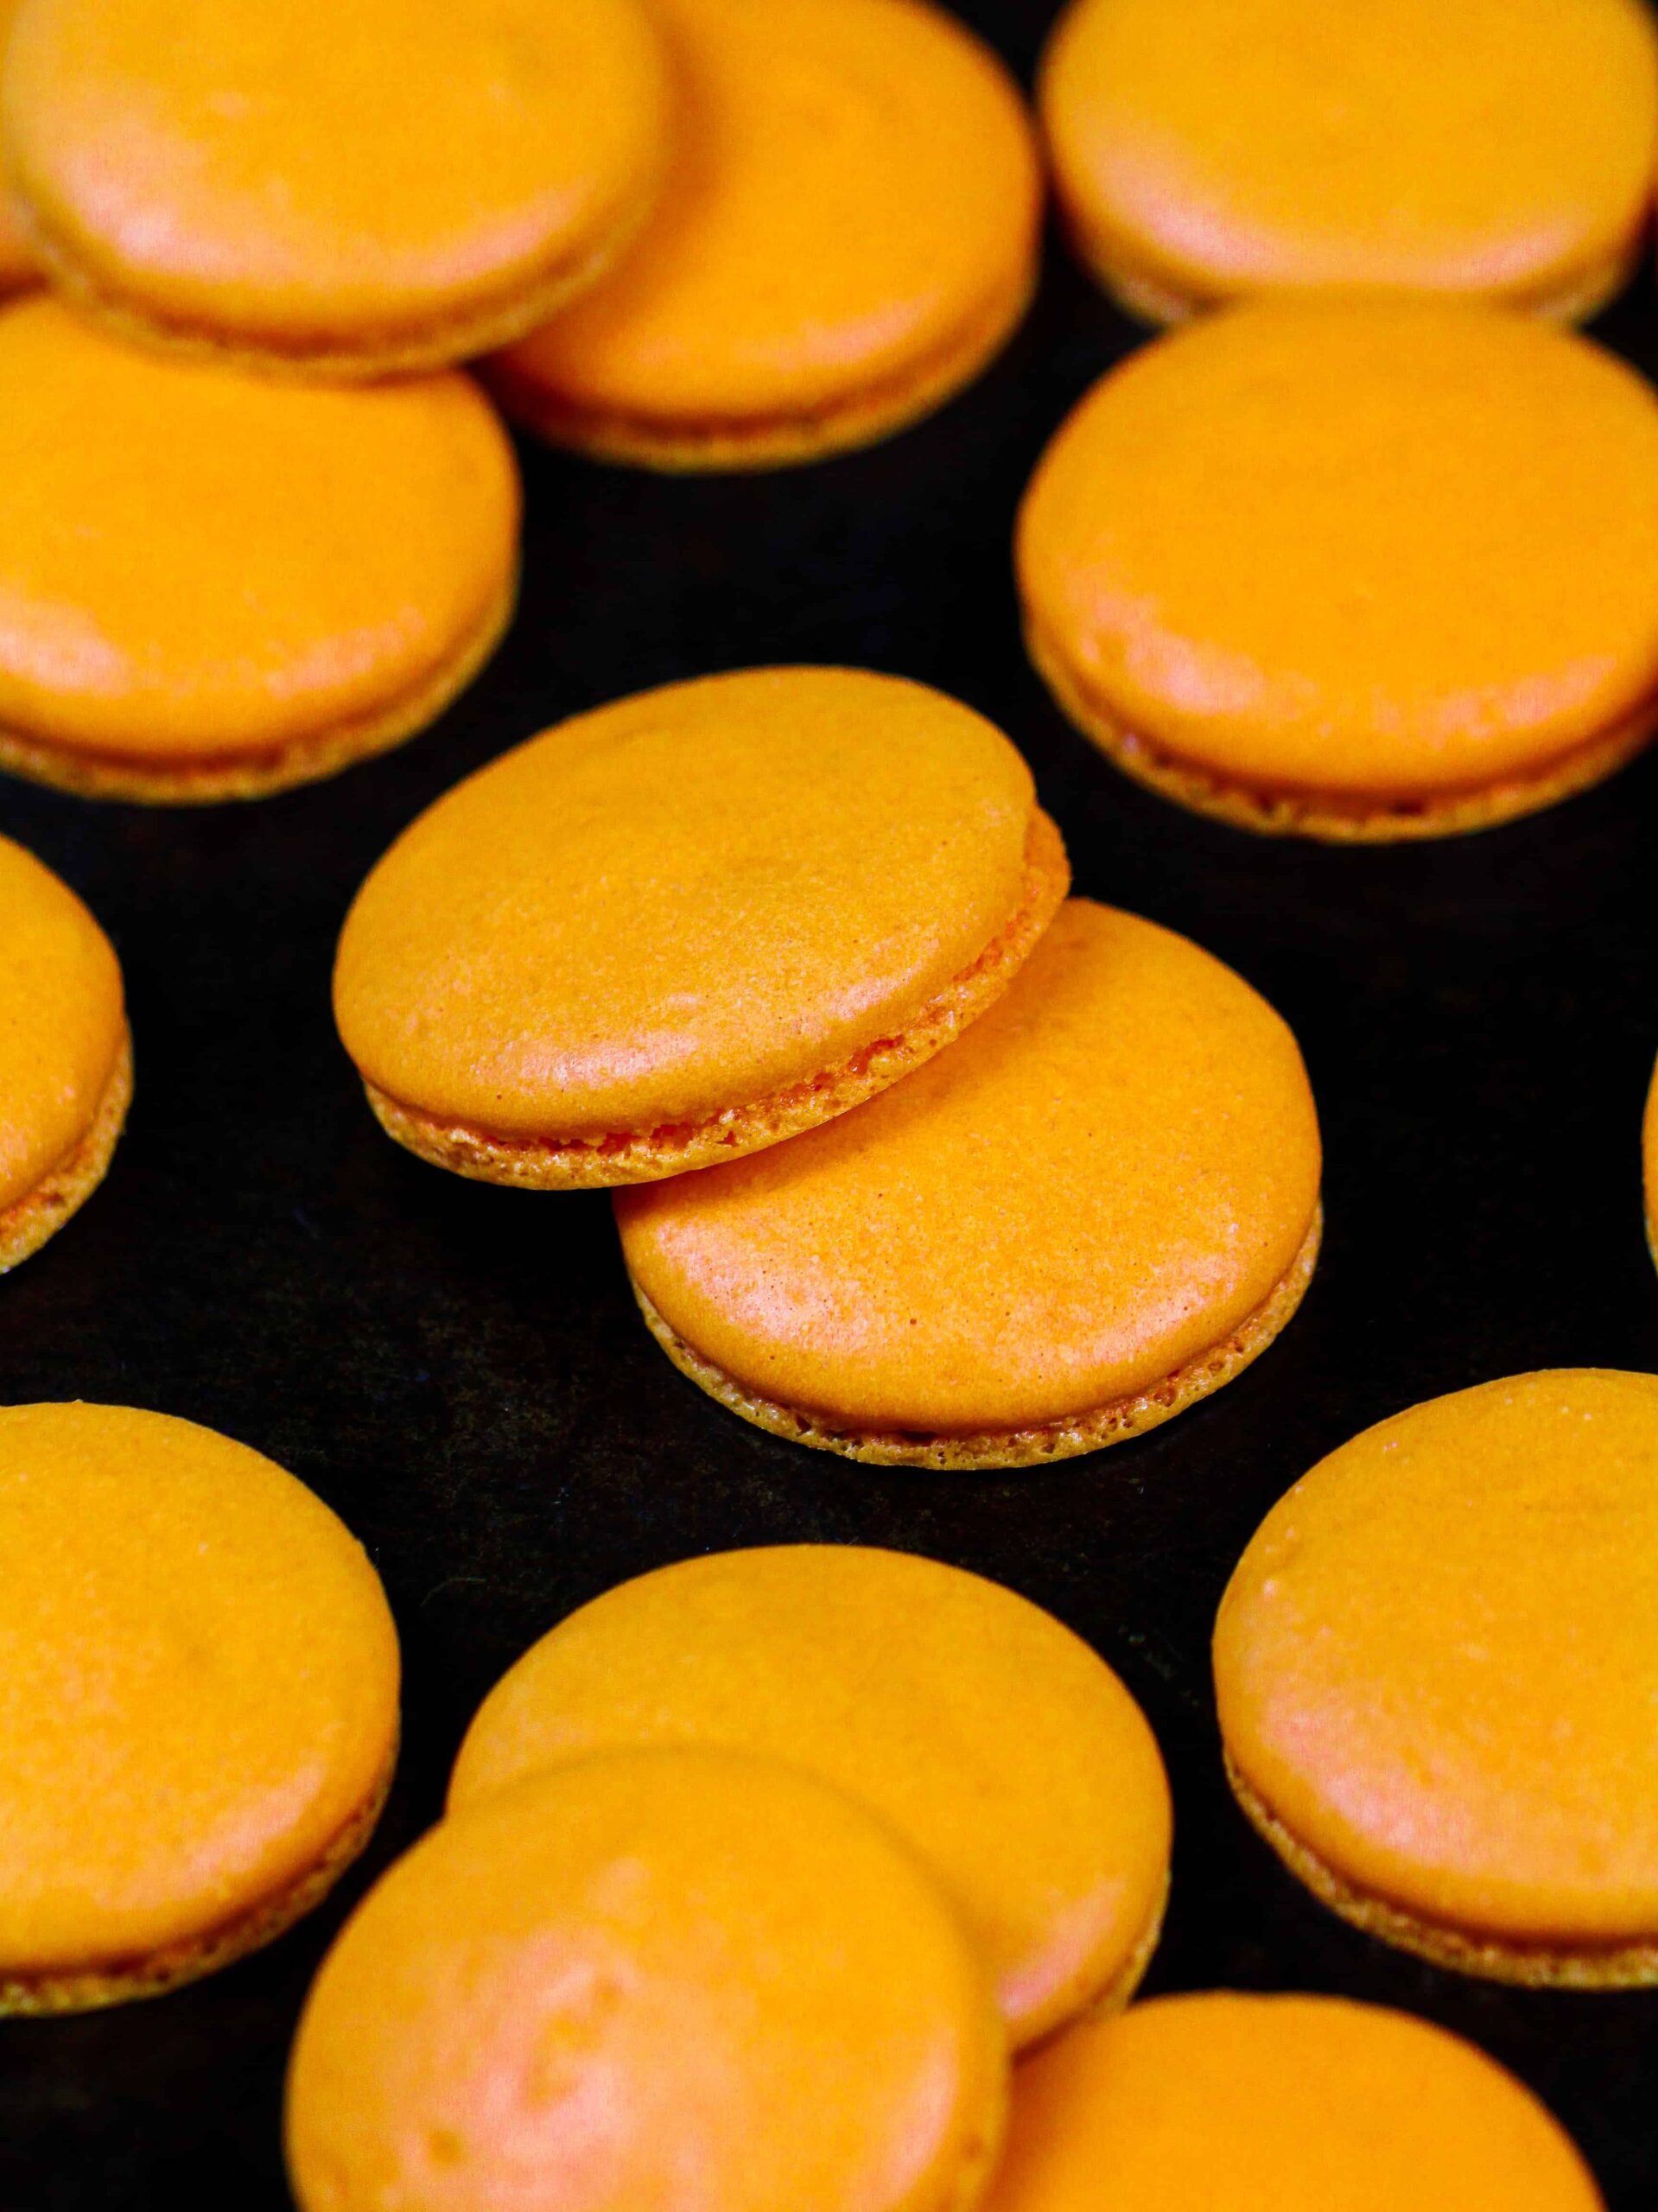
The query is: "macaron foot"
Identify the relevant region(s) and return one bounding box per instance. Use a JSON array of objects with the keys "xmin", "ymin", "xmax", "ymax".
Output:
[
  {"xmin": 0, "ymin": 1739, "xmax": 396, "ymax": 2017},
  {"xmin": 0, "ymin": 1026, "xmax": 131, "ymax": 1274},
  {"xmin": 361, "ymin": 805, "xmax": 1069, "ymax": 1187},
  {"xmin": 632, "ymin": 1198, "xmax": 1321, "ymax": 1470},
  {"xmin": 1028, "ymin": 620, "xmax": 1658, "ymax": 842},
  {"xmin": 1224, "ymin": 1750, "xmax": 1658, "ymax": 1988}
]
